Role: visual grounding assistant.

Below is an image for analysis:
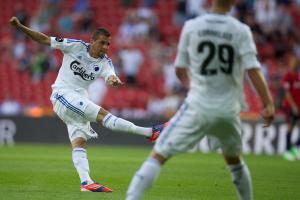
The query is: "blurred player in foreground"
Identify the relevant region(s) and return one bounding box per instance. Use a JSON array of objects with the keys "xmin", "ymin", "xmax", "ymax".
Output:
[
  {"xmin": 10, "ymin": 16, "xmax": 165, "ymax": 192},
  {"xmin": 126, "ymin": 0, "xmax": 275, "ymax": 199},
  {"xmin": 282, "ymin": 57, "xmax": 300, "ymax": 161}
]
